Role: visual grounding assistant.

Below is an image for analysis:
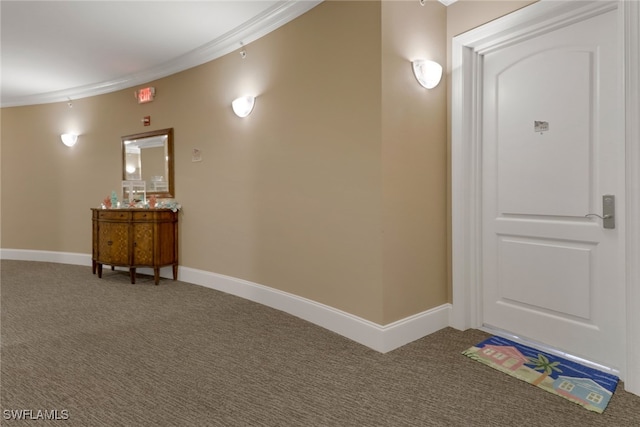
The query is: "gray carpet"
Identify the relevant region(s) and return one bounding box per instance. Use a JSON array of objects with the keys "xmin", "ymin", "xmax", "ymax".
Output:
[{"xmin": 1, "ymin": 260, "xmax": 639, "ymax": 426}]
